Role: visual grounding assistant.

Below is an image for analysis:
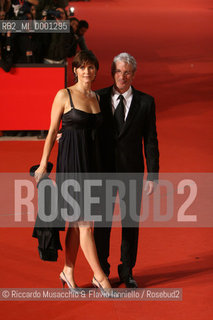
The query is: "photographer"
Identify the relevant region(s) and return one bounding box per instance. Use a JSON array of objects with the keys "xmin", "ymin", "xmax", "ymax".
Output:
[
  {"xmin": 76, "ymin": 19, "xmax": 89, "ymax": 50},
  {"xmin": 0, "ymin": 31, "xmax": 14, "ymax": 72},
  {"xmin": 42, "ymin": 7, "xmax": 70, "ymax": 64},
  {"xmin": 36, "ymin": 0, "xmax": 67, "ymax": 19},
  {"xmin": 12, "ymin": 5, "xmax": 43, "ymax": 63},
  {"xmin": 7, "ymin": 0, "xmax": 38, "ymax": 18},
  {"xmin": 0, "ymin": 3, "xmax": 14, "ymax": 72},
  {"xmin": 67, "ymin": 17, "xmax": 79, "ymax": 58}
]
